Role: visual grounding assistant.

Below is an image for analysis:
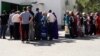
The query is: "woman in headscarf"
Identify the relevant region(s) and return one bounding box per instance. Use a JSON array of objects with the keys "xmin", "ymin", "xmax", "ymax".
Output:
[
  {"xmin": 53, "ymin": 12, "xmax": 59, "ymax": 39},
  {"xmin": 69, "ymin": 11, "xmax": 76, "ymax": 38},
  {"xmin": 89, "ymin": 13, "xmax": 96, "ymax": 35},
  {"xmin": 96, "ymin": 12, "xmax": 100, "ymax": 35},
  {"xmin": 64, "ymin": 11, "xmax": 70, "ymax": 38},
  {"xmin": 76, "ymin": 12, "xmax": 84, "ymax": 37},
  {"xmin": 88, "ymin": 13, "xmax": 91, "ymax": 35}
]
